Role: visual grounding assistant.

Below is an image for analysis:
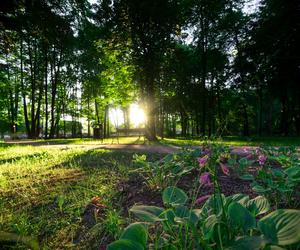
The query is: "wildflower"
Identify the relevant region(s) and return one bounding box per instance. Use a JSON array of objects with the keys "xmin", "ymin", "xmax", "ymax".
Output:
[
  {"xmin": 202, "ymin": 148, "xmax": 211, "ymax": 156},
  {"xmin": 258, "ymin": 154, "xmax": 267, "ymax": 166},
  {"xmin": 199, "ymin": 172, "xmax": 212, "ymax": 186},
  {"xmin": 197, "ymin": 155, "xmax": 208, "ymax": 167},
  {"xmin": 195, "ymin": 195, "xmax": 210, "ymax": 205},
  {"xmin": 220, "ymin": 163, "xmax": 230, "ymax": 175}
]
